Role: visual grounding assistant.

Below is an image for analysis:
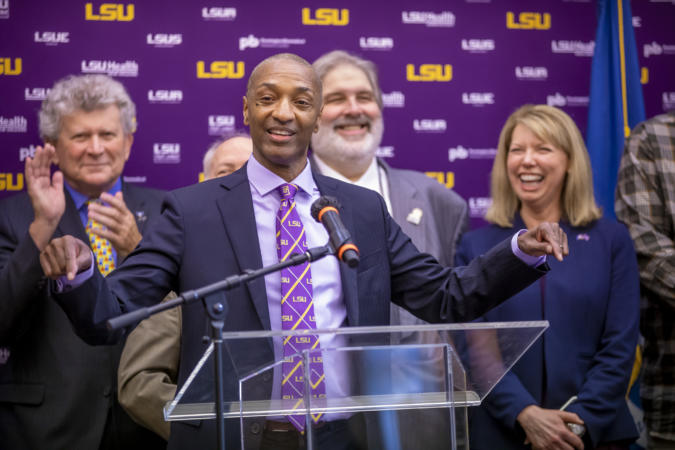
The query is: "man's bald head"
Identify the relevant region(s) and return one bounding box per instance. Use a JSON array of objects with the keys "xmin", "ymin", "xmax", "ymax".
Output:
[
  {"xmin": 203, "ymin": 135, "xmax": 252, "ymax": 180},
  {"xmin": 246, "ymin": 53, "xmax": 322, "ymax": 102}
]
